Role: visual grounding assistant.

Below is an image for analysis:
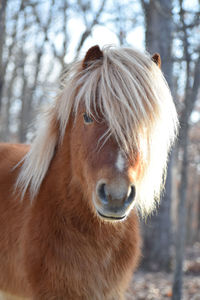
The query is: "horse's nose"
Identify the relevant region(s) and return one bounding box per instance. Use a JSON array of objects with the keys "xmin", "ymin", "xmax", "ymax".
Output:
[{"xmin": 97, "ymin": 180, "xmax": 136, "ymax": 210}]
